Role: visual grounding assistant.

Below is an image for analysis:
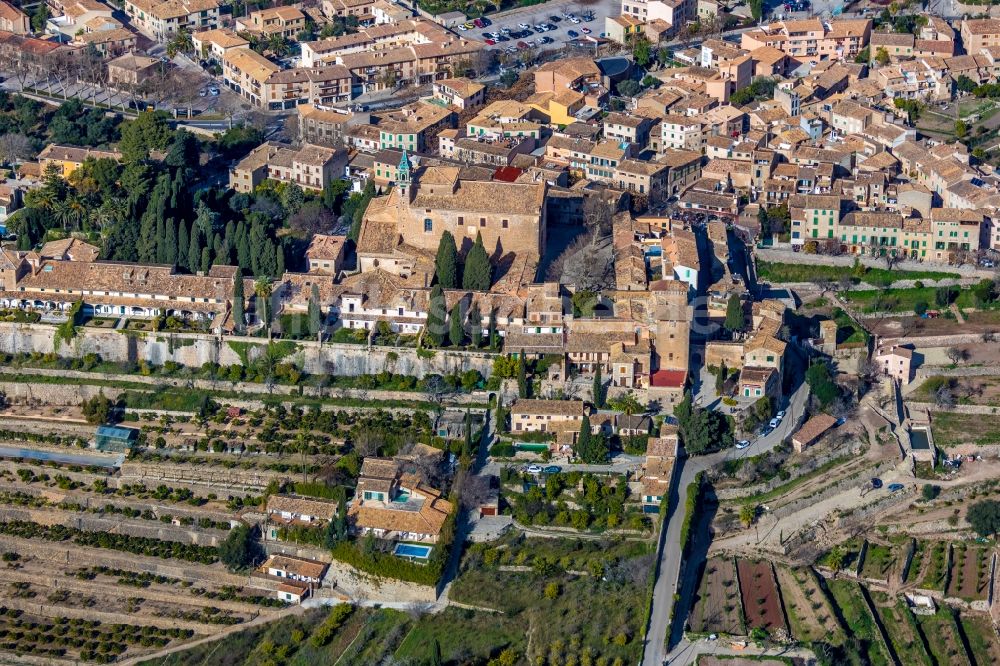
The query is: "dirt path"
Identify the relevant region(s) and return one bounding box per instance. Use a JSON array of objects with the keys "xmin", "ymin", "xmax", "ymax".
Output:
[{"xmin": 118, "ymin": 605, "xmax": 307, "ymax": 666}]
